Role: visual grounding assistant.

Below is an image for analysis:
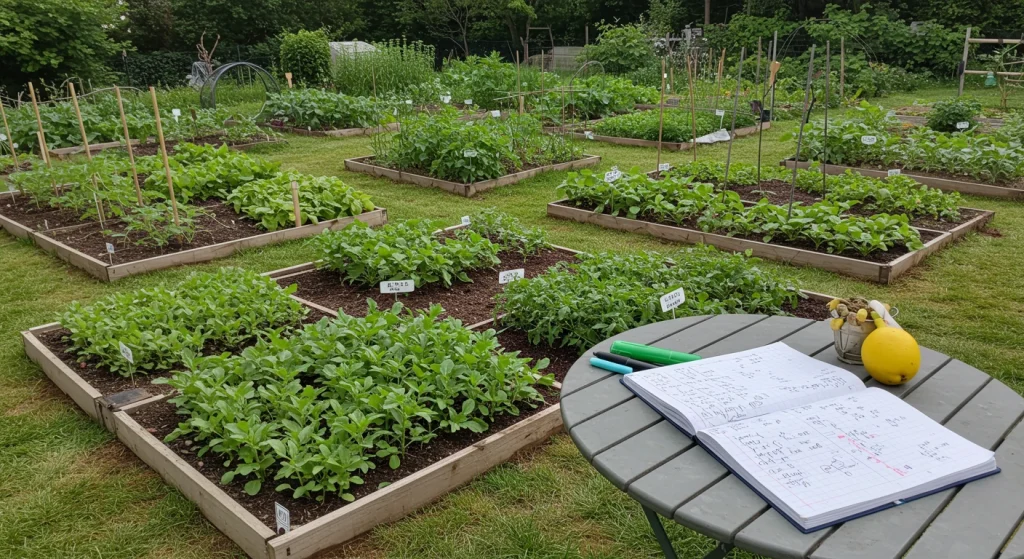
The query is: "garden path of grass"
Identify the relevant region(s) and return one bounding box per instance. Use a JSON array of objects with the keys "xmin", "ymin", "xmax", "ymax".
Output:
[{"xmin": 1, "ymin": 86, "xmax": 1020, "ymax": 558}]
